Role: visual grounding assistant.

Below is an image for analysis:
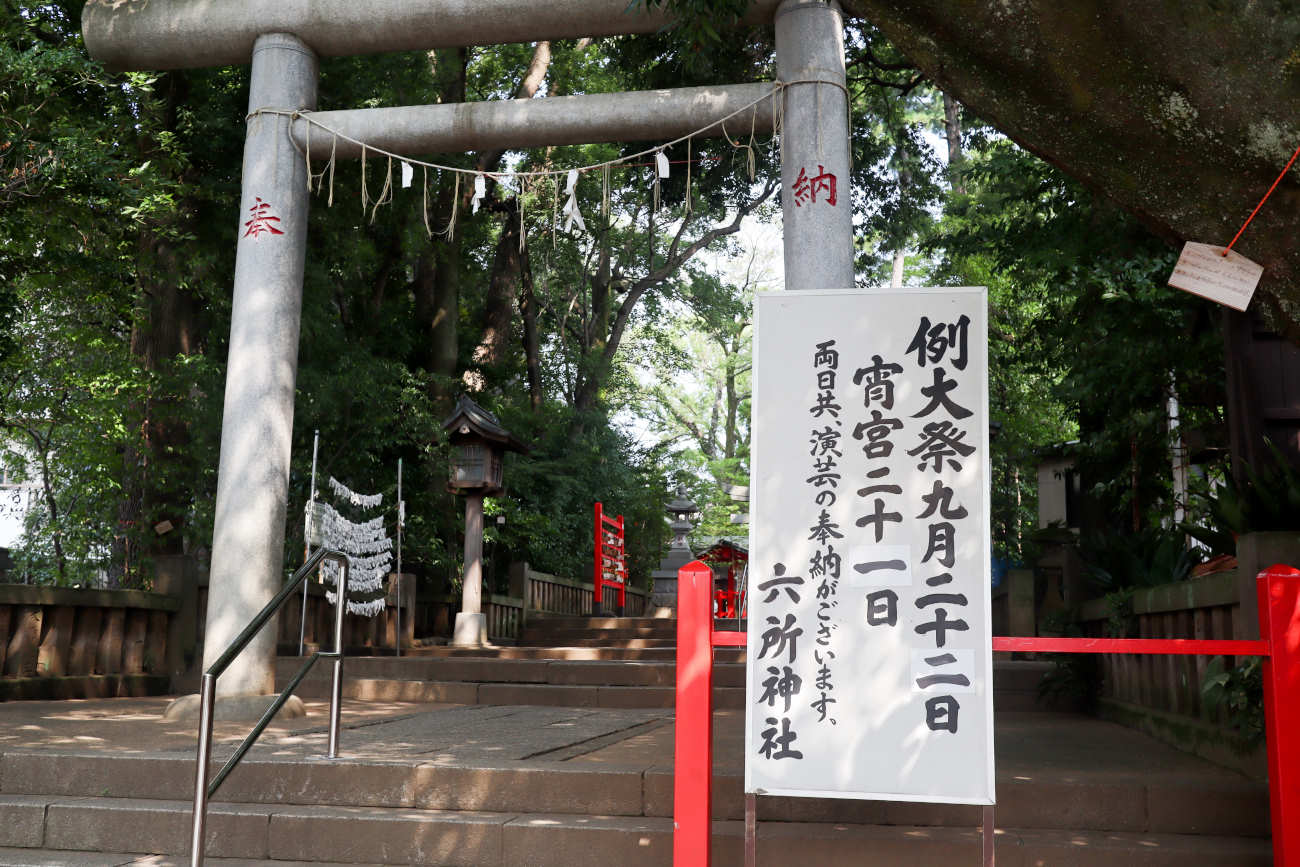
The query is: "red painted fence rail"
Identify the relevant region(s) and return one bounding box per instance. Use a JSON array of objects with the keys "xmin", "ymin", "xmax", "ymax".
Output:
[{"xmin": 673, "ymin": 561, "xmax": 1300, "ymax": 867}]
